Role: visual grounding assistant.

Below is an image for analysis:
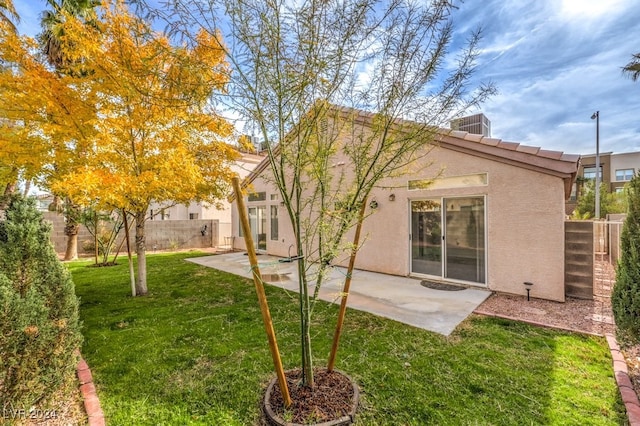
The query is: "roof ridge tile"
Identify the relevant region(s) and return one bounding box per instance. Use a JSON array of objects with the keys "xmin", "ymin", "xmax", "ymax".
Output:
[{"xmin": 496, "ymin": 141, "xmax": 519, "ymax": 151}]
